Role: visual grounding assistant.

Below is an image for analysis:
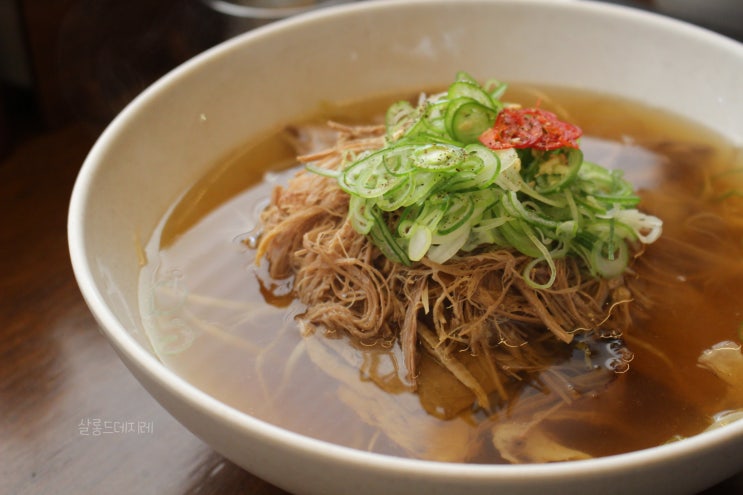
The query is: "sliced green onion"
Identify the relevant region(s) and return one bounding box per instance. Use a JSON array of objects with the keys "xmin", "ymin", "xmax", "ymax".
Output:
[
  {"xmin": 521, "ymin": 225, "xmax": 558, "ymax": 290},
  {"xmin": 305, "ymin": 162, "xmax": 341, "ymax": 178},
  {"xmin": 385, "ymin": 100, "xmax": 416, "ymax": 140},
  {"xmin": 447, "ymin": 81, "xmax": 495, "ymax": 108},
  {"xmin": 502, "ymin": 190, "xmax": 561, "ymax": 229},
  {"xmin": 369, "ymin": 208, "xmax": 410, "ymax": 266},
  {"xmin": 407, "ymin": 223, "xmax": 433, "ymax": 261},
  {"xmin": 375, "ymin": 176, "xmax": 414, "ymax": 212},
  {"xmin": 411, "ymin": 143, "xmax": 466, "ymax": 170},
  {"xmin": 307, "ymin": 72, "xmax": 662, "ymax": 287},
  {"xmin": 348, "ymin": 195, "xmax": 374, "ymax": 235},
  {"xmin": 535, "ymin": 148, "xmax": 583, "ymax": 193},
  {"xmin": 428, "ymin": 226, "xmax": 471, "ymax": 263},
  {"xmin": 437, "ymin": 194, "xmax": 475, "ymax": 235},
  {"xmin": 445, "ymin": 99, "xmax": 498, "ymax": 144},
  {"xmin": 483, "ymin": 78, "xmax": 508, "ymax": 101},
  {"xmin": 590, "ymin": 237, "xmax": 629, "ymax": 278}
]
